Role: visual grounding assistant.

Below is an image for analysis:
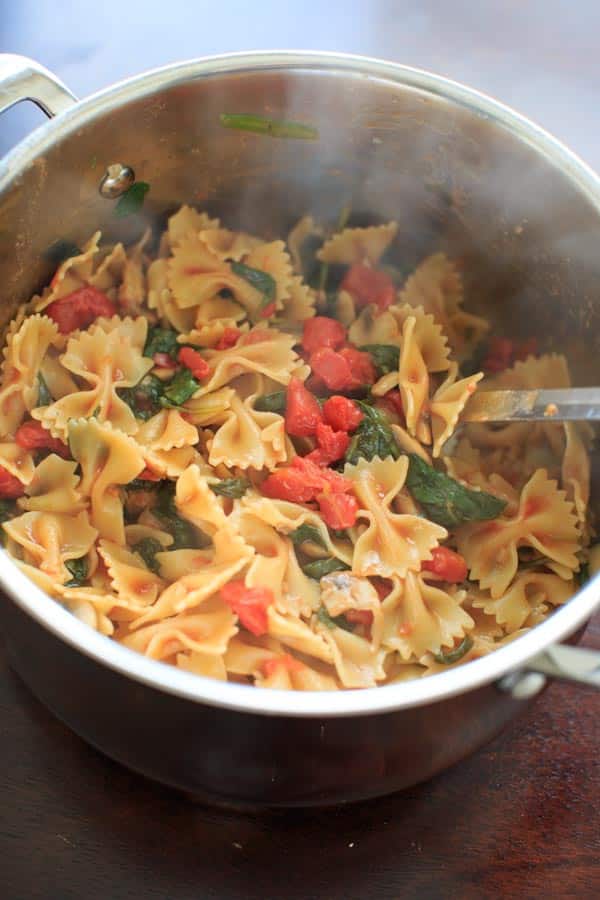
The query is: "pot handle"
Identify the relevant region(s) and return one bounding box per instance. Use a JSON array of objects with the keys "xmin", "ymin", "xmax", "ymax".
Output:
[
  {"xmin": 0, "ymin": 54, "xmax": 77, "ymax": 119},
  {"xmin": 499, "ymin": 643, "xmax": 600, "ymax": 698}
]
